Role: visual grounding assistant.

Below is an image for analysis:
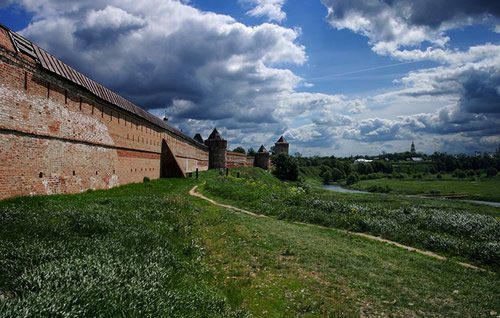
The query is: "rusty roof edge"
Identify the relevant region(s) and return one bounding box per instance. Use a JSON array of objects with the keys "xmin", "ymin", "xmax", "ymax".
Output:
[{"xmin": 0, "ymin": 24, "xmax": 207, "ymax": 151}]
